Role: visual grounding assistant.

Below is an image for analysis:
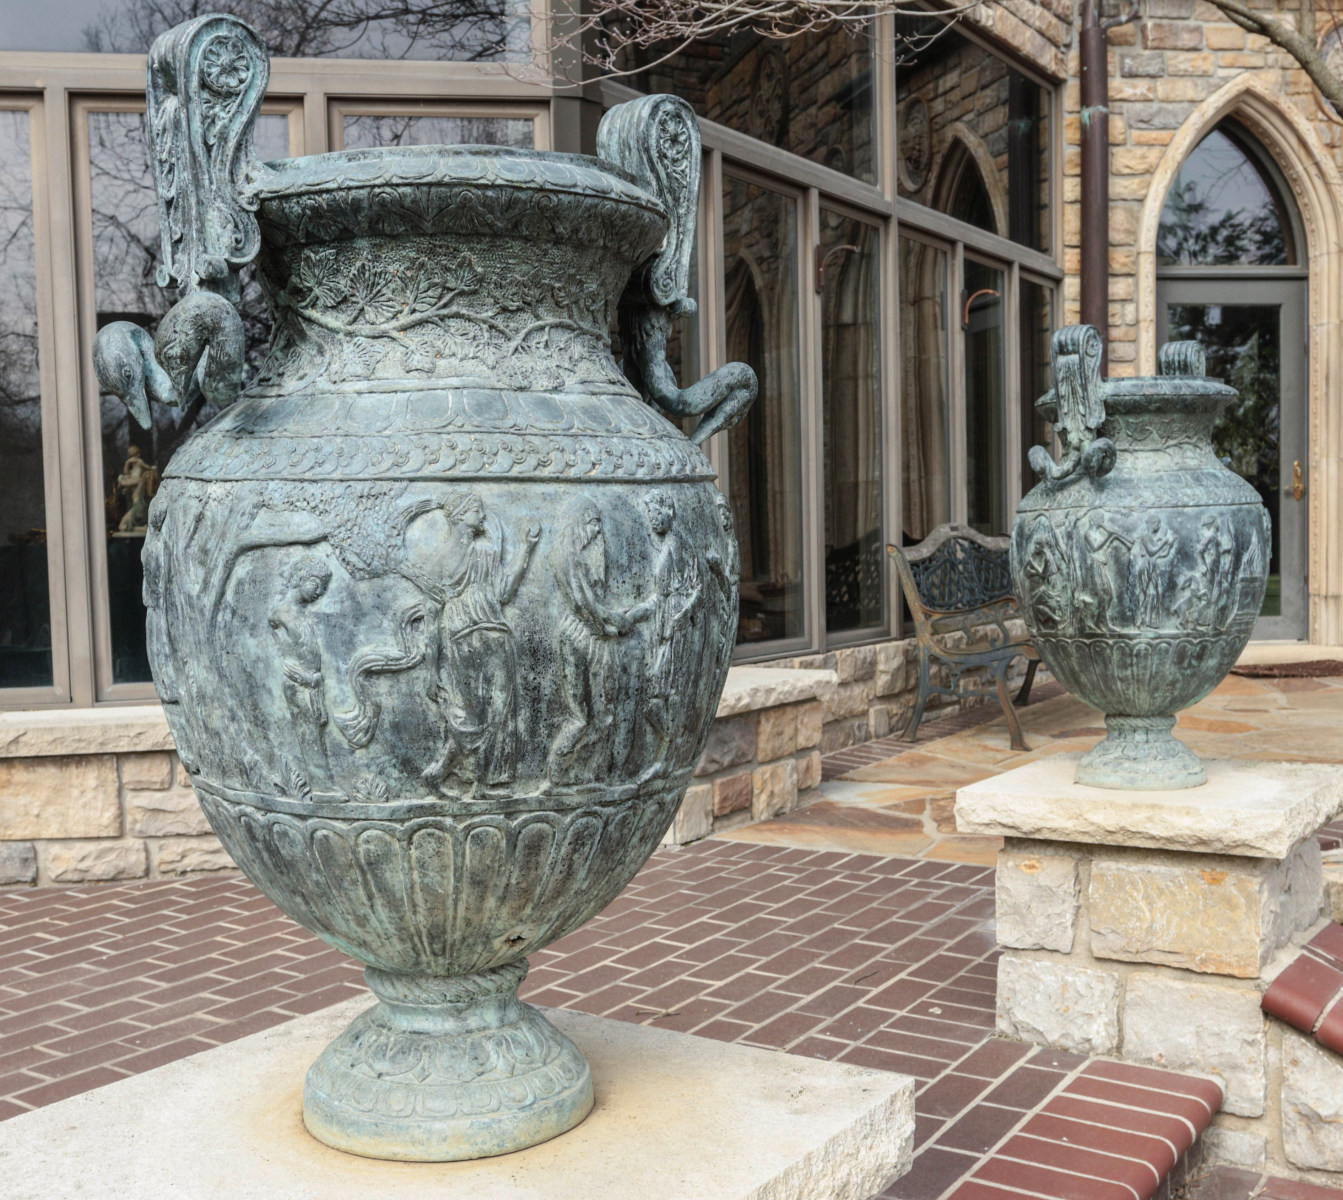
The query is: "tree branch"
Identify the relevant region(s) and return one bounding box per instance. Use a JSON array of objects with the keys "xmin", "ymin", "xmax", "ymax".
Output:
[{"xmin": 1204, "ymin": 0, "xmax": 1343, "ymax": 114}]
